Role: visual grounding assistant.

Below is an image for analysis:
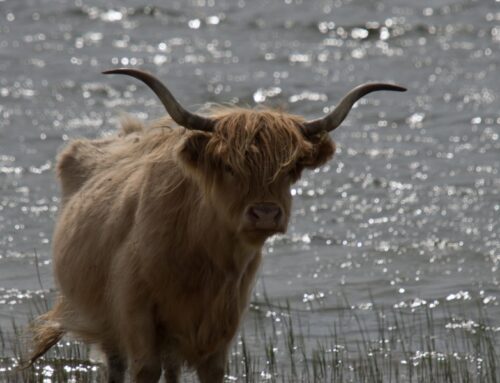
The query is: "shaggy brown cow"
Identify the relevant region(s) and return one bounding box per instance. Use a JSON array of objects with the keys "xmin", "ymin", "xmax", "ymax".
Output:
[{"xmin": 27, "ymin": 68, "xmax": 405, "ymax": 383}]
